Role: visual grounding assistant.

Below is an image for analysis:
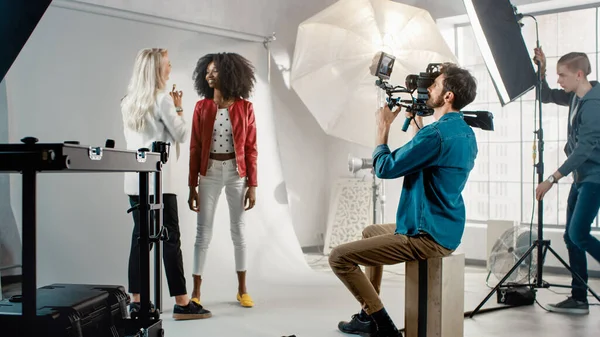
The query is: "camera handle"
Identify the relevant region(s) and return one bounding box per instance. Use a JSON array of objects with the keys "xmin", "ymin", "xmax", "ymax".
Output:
[
  {"xmin": 385, "ymin": 96, "xmax": 414, "ymax": 132},
  {"xmin": 401, "ymin": 116, "xmax": 412, "ymax": 132}
]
